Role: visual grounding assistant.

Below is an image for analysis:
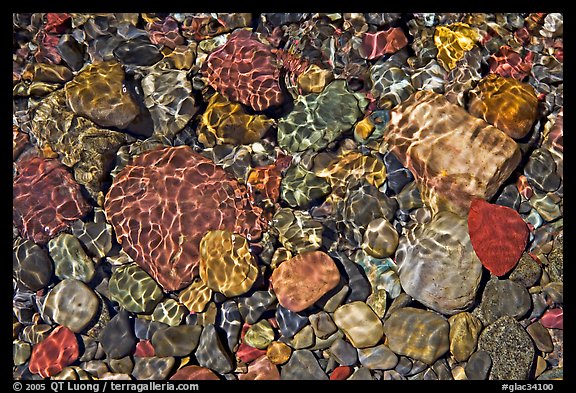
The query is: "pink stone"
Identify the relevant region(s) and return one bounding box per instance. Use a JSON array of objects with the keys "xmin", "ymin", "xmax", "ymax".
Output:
[
  {"xmin": 170, "ymin": 365, "xmax": 220, "ymax": 380},
  {"xmin": 468, "ymin": 199, "xmax": 529, "ymax": 276},
  {"xmin": 29, "ymin": 326, "xmax": 79, "ymax": 378},
  {"xmin": 489, "ymin": 45, "xmax": 533, "ymax": 81},
  {"xmin": 540, "ymin": 308, "xmax": 563, "ymax": 329},
  {"xmin": 330, "ymin": 366, "xmax": 353, "ymax": 380},
  {"xmin": 359, "ymin": 28, "xmax": 408, "ymax": 60},
  {"xmin": 236, "ymin": 342, "xmax": 267, "ymax": 363},
  {"xmin": 134, "ymin": 340, "xmax": 155, "ymax": 357},
  {"xmin": 238, "ymin": 356, "xmax": 280, "ymax": 380}
]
